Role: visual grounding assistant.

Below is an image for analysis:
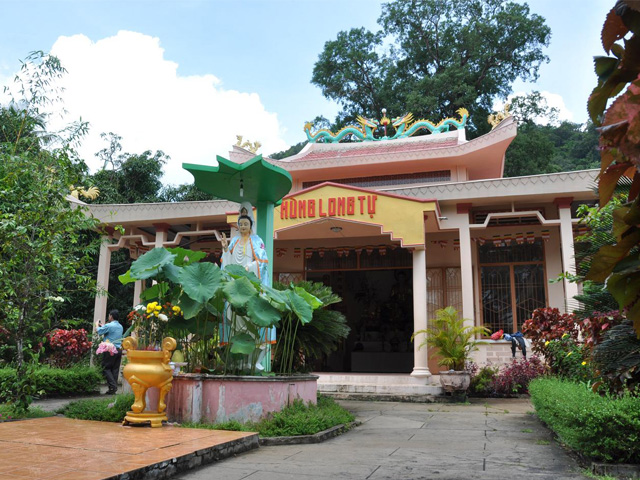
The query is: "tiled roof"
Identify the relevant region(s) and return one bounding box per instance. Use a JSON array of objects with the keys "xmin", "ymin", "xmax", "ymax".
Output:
[{"xmin": 285, "ymin": 137, "xmax": 459, "ymax": 163}]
